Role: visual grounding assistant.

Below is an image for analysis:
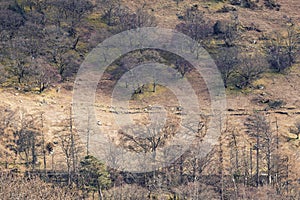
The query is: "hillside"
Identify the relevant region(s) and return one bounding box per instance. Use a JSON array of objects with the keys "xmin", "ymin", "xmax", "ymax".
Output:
[{"xmin": 0, "ymin": 0, "xmax": 299, "ymax": 199}]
